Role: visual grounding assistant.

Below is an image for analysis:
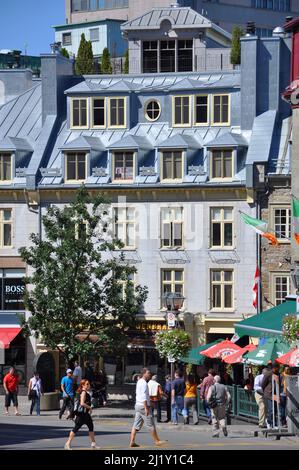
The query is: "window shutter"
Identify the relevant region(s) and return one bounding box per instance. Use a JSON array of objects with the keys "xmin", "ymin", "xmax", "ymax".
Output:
[{"xmin": 173, "ymin": 222, "xmax": 182, "ymax": 247}]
